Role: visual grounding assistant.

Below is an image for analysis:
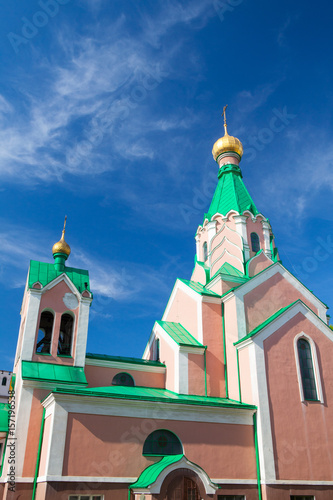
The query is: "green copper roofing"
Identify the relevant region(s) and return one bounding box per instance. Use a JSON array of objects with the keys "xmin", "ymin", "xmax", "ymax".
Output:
[
  {"xmin": 179, "ymin": 278, "xmax": 220, "ymax": 297},
  {"xmin": 86, "ymin": 353, "xmax": 165, "ymax": 367},
  {"xmin": 28, "ymin": 260, "xmax": 90, "ymax": 294},
  {"xmin": 131, "ymin": 455, "xmax": 184, "ymax": 488},
  {"xmin": 210, "ymin": 262, "xmax": 249, "ymax": 282},
  {"xmin": 0, "ymin": 403, "xmax": 9, "ymax": 433},
  {"xmin": 47, "ymin": 385, "xmax": 256, "ymax": 410},
  {"xmin": 156, "ymin": 321, "xmax": 204, "ymax": 348},
  {"xmin": 205, "ymin": 164, "xmax": 259, "ymax": 221},
  {"xmin": 234, "ymin": 300, "xmax": 299, "ymax": 346},
  {"xmin": 21, "ymin": 361, "xmax": 88, "ymax": 386}
]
